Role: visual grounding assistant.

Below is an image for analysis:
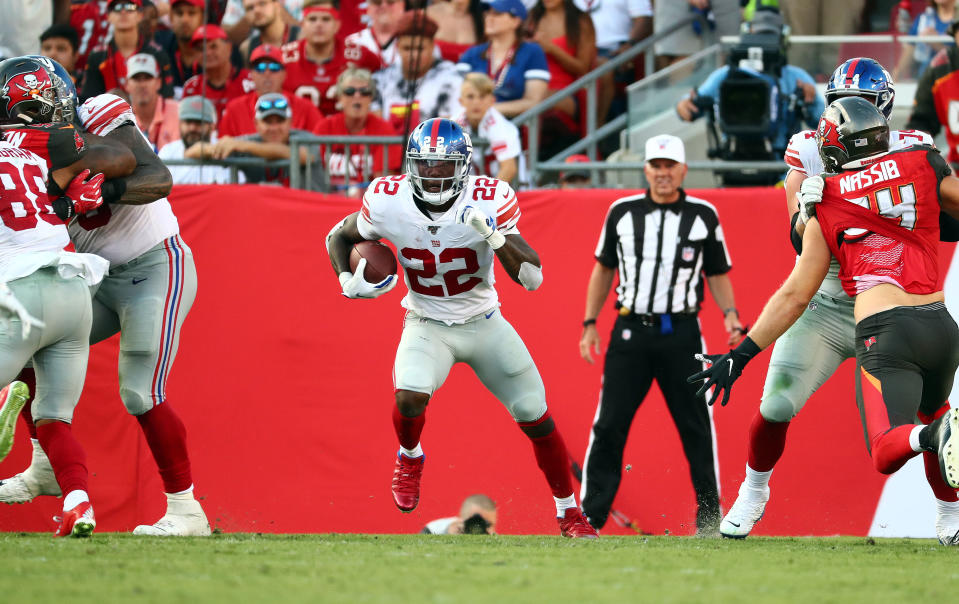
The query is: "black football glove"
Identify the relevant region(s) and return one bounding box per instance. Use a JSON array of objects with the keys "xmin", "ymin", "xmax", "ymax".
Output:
[{"xmin": 687, "ymin": 336, "xmax": 761, "ymax": 407}]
